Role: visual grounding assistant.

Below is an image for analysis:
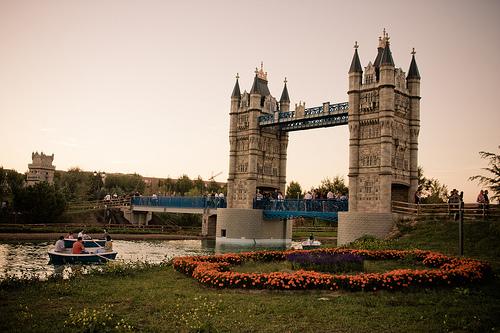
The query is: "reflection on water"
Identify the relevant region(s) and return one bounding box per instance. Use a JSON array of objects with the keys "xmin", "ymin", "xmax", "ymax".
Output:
[
  {"xmin": 0, "ymin": 239, "xmax": 213, "ymax": 280},
  {"xmin": 0, "ymin": 239, "xmax": 299, "ymax": 280}
]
